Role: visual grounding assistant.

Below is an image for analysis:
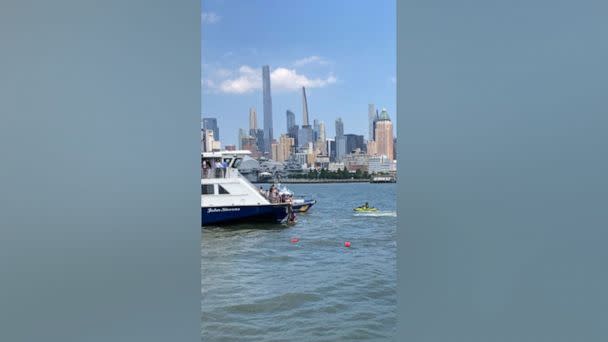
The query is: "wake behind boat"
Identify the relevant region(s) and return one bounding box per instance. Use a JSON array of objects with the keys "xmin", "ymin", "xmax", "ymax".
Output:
[{"xmin": 202, "ymin": 150, "xmax": 291, "ymax": 226}]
